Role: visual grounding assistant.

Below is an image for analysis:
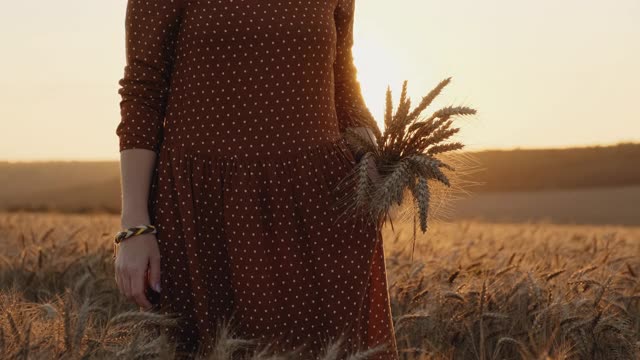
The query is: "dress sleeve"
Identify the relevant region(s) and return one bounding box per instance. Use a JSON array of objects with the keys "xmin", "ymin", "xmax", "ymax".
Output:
[
  {"xmin": 333, "ymin": 0, "xmax": 381, "ymax": 137},
  {"xmin": 115, "ymin": 0, "xmax": 184, "ymax": 153}
]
